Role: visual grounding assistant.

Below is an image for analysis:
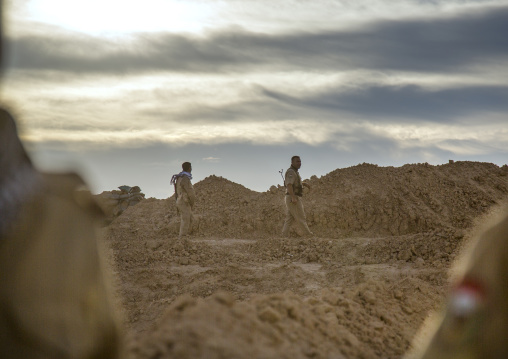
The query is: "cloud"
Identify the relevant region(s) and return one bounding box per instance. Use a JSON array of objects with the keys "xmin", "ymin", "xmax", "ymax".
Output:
[
  {"xmin": 10, "ymin": 77, "xmax": 508, "ymax": 149},
  {"xmin": 20, "ymin": 119, "xmax": 345, "ymax": 147},
  {"xmin": 5, "ymin": 2, "xmax": 507, "ymax": 163},
  {"xmin": 260, "ymin": 83, "xmax": 508, "ymax": 122},
  {"xmin": 19, "ymin": 111, "xmax": 508, "ymax": 163},
  {"xmin": 5, "ymin": 5, "xmax": 508, "ymax": 75}
]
